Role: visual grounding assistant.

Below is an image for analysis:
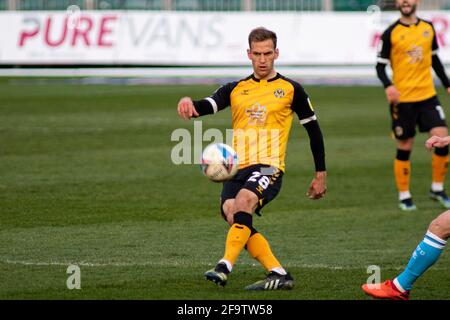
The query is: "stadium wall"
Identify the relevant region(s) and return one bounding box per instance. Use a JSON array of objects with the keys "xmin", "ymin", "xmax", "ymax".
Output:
[{"xmin": 0, "ymin": 10, "xmax": 449, "ymax": 81}]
